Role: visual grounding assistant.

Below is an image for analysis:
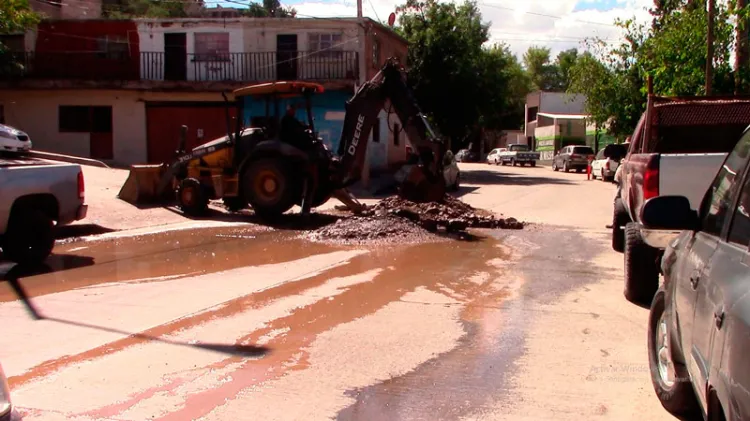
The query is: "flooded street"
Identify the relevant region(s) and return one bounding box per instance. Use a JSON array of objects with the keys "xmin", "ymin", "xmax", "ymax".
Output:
[{"xmin": 1, "ymin": 164, "xmax": 675, "ymax": 421}]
